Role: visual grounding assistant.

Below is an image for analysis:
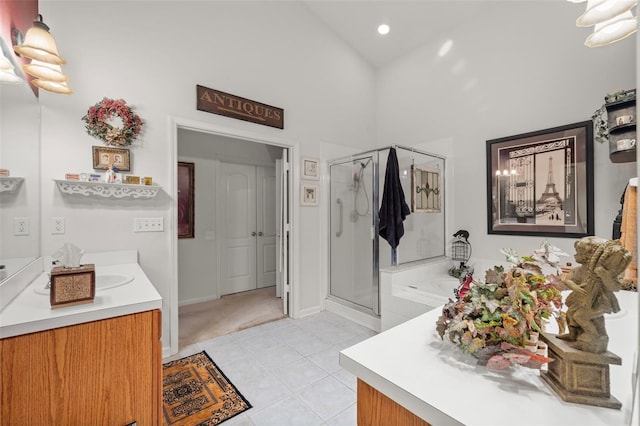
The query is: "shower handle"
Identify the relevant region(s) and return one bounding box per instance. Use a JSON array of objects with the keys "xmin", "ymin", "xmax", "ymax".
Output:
[{"xmin": 336, "ymin": 198, "xmax": 343, "ymax": 237}]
